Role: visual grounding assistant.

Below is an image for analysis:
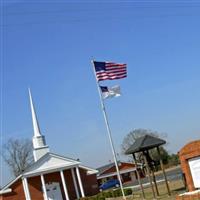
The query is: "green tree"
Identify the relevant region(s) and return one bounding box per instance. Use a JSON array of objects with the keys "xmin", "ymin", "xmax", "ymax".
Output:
[{"xmin": 168, "ymin": 153, "xmax": 180, "ymax": 166}]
